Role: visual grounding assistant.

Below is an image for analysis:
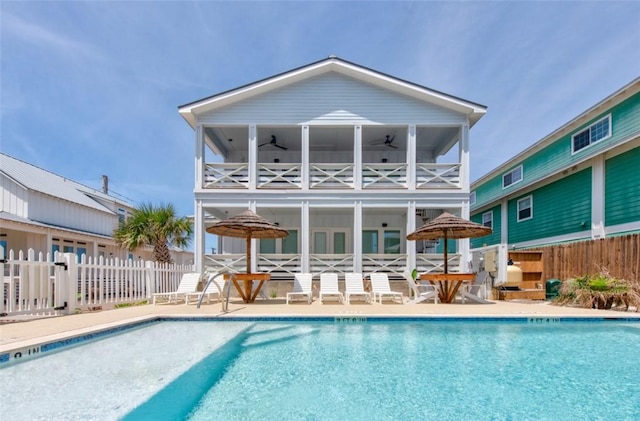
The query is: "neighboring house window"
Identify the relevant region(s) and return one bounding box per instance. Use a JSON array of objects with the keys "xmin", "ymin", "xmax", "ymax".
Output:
[
  {"xmin": 470, "ymin": 191, "xmax": 476, "ymax": 205},
  {"xmin": 482, "ymin": 211, "xmax": 493, "ymax": 229},
  {"xmin": 503, "ymin": 166, "xmax": 523, "ymax": 188},
  {"xmin": 517, "ymin": 196, "xmax": 533, "ymax": 221},
  {"xmin": 117, "ymin": 208, "xmax": 126, "ymax": 224},
  {"xmin": 572, "ymin": 114, "xmax": 611, "ymax": 153},
  {"xmin": 0, "ymin": 240, "xmax": 7, "ymax": 259}
]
